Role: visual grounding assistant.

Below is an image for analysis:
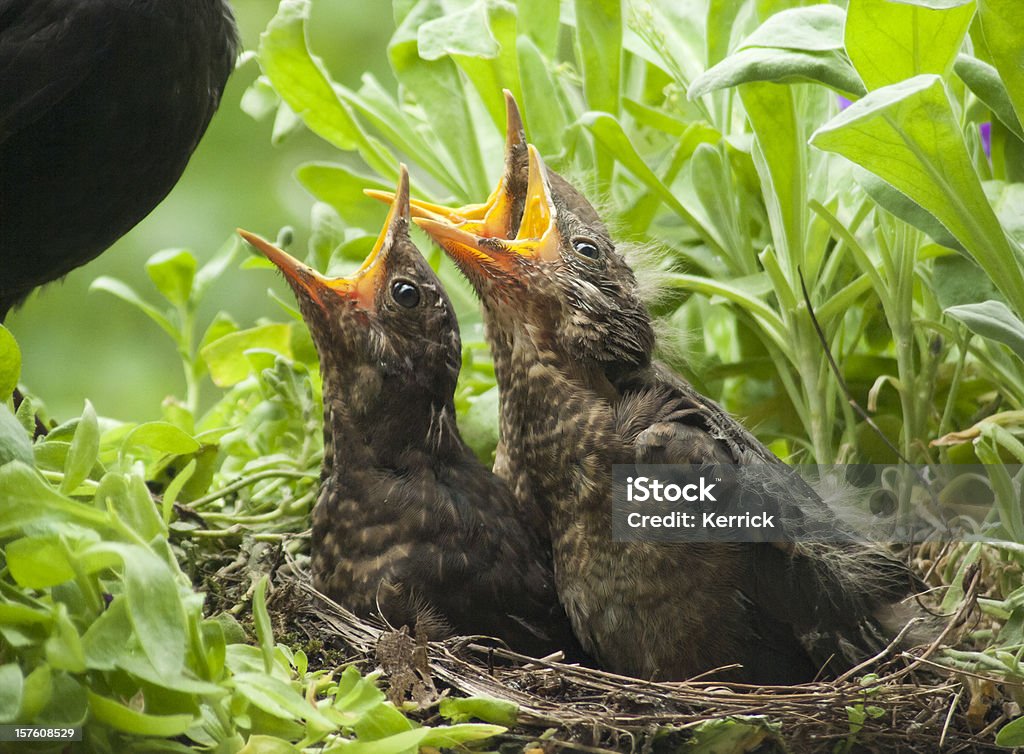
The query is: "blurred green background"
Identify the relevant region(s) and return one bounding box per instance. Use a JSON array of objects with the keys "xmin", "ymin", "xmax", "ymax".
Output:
[{"xmin": 7, "ymin": 0, "xmax": 396, "ymax": 422}]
